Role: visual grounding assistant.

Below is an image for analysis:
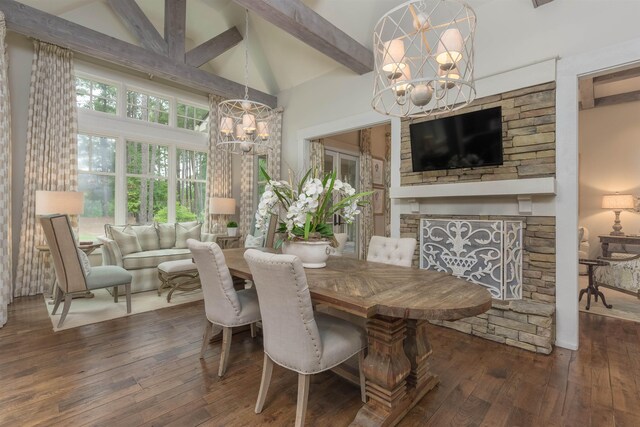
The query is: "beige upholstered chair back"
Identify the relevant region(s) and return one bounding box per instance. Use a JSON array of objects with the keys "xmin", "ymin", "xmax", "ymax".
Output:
[
  {"xmin": 367, "ymin": 236, "xmax": 417, "ymax": 267},
  {"xmin": 187, "ymin": 239, "xmax": 243, "ymax": 325},
  {"xmin": 39, "ymin": 215, "xmax": 88, "ymax": 293},
  {"xmin": 244, "ymin": 249, "xmax": 324, "ymax": 372}
]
